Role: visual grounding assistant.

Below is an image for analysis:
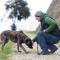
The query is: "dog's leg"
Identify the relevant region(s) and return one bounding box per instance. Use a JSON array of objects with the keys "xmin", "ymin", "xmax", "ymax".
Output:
[
  {"xmin": 1, "ymin": 35, "xmax": 8, "ymax": 50},
  {"xmin": 17, "ymin": 34, "xmax": 20, "ymax": 52},
  {"xmin": 17, "ymin": 38, "xmax": 22, "ymax": 52},
  {"xmin": 20, "ymin": 44, "xmax": 28, "ymax": 54},
  {"xmin": 1, "ymin": 42, "xmax": 6, "ymax": 50},
  {"xmin": 17, "ymin": 39, "xmax": 20, "ymax": 52},
  {"xmin": 1, "ymin": 39, "xmax": 8, "ymax": 50}
]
